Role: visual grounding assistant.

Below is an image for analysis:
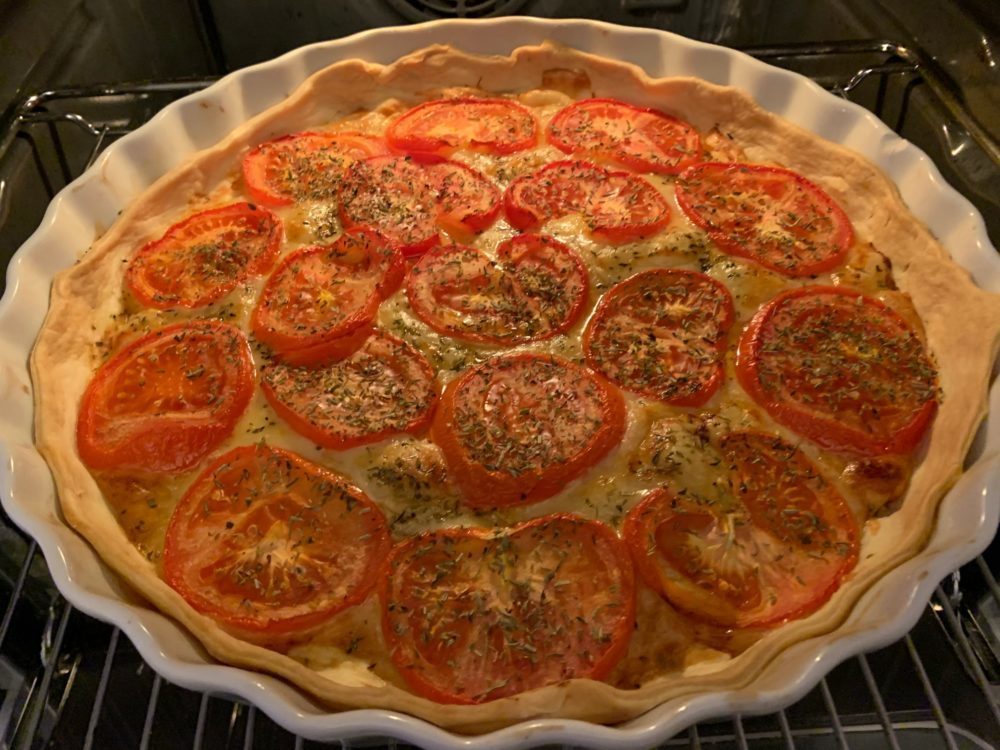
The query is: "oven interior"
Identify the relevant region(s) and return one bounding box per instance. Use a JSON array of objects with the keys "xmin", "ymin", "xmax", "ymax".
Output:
[{"xmin": 1, "ymin": 1, "xmax": 998, "ymax": 748}]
